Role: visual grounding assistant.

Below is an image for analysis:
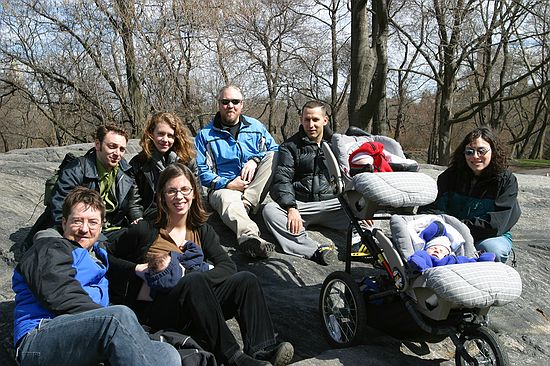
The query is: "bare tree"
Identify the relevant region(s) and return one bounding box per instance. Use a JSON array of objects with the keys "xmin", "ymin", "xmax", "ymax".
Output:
[
  {"xmin": 390, "ymin": 0, "xmax": 549, "ymax": 164},
  {"xmin": 221, "ymin": 0, "xmax": 305, "ymax": 135},
  {"xmin": 290, "ymin": 0, "xmax": 351, "ymax": 132},
  {"xmin": 348, "ymin": 0, "xmax": 389, "ymax": 134}
]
